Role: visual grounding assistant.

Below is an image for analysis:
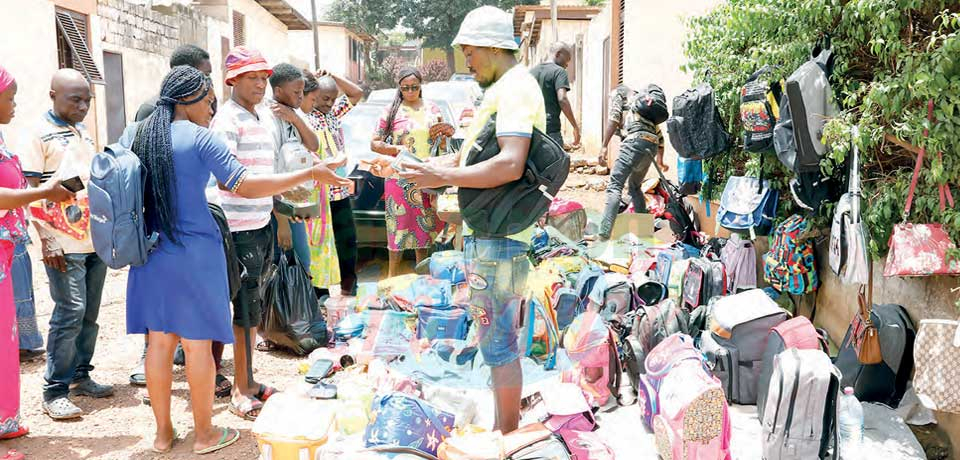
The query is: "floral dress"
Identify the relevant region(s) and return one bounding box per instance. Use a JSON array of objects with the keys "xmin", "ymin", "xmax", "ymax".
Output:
[
  {"xmin": 376, "ymin": 103, "xmax": 443, "ymax": 251},
  {"xmin": 305, "ymin": 112, "xmax": 342, "ymax": 289},
  {"xmin": 0, "ymin": 132, "xmax": 30, "ymax": 438}
]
